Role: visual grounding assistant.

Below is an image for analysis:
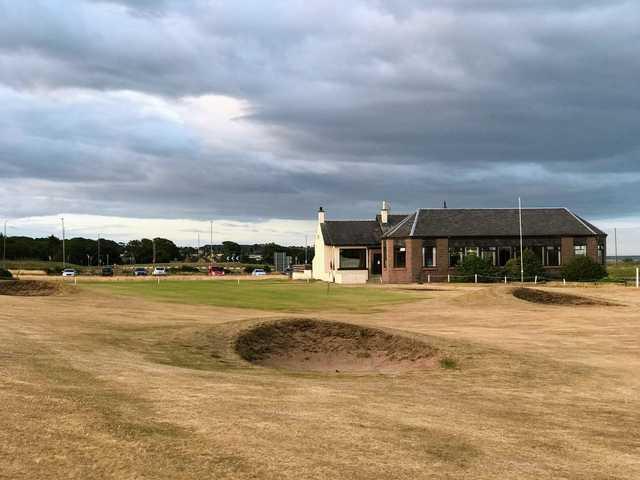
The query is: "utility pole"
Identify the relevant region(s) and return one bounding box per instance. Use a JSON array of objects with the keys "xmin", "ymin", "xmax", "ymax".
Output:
[
  {"xmin": 2, "ymin": 220, "xmax": 6, "ymax": 267},
  {"xmin": 61, "ymin": 217, "xmax": 66, "ymax": 268},
  {"xmin": 304, "ymin": 235, "xmax": 308, "ymax": 264},
  {"xmin": 518, "ymin": 197, "xmax": 524, "ymax": 283},
  {"xmin": 97, "ymin": 234, "xmax": 101, "ymax": 266},
  {"xmin": 152, "ymin": 238, "xmax": 156, "ymax": 265},
  {"xmin": 614, "ymin": 228, "xmax": 618, "ymax": 264}
]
